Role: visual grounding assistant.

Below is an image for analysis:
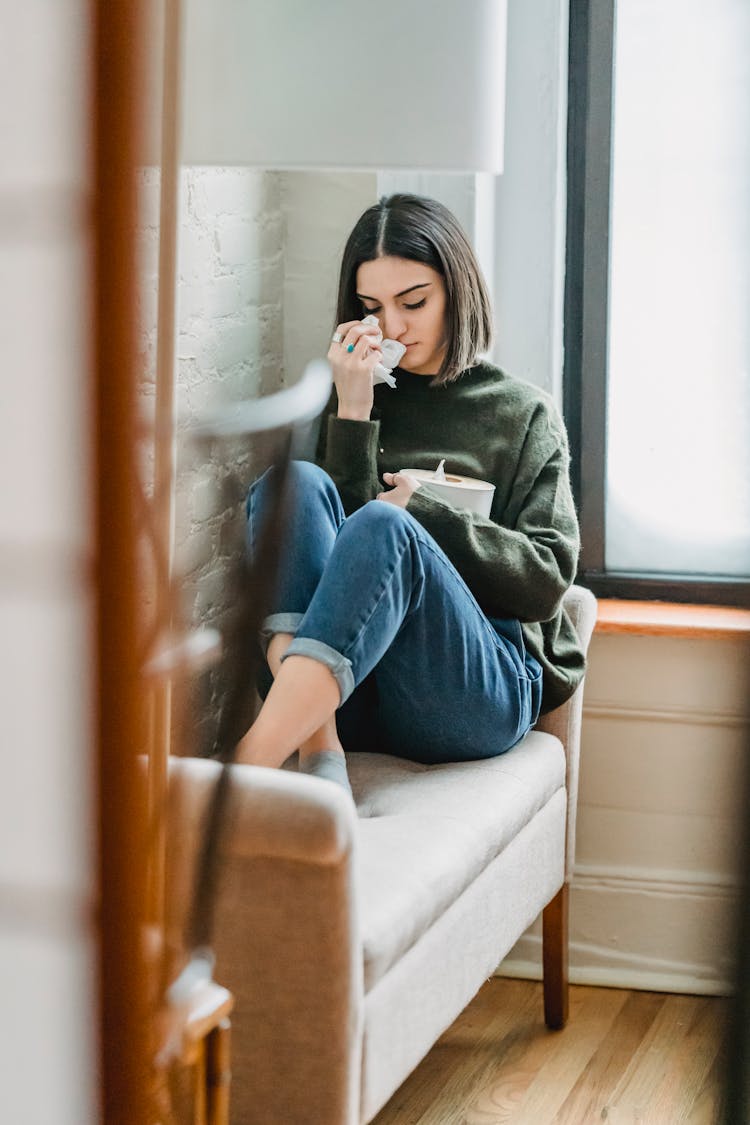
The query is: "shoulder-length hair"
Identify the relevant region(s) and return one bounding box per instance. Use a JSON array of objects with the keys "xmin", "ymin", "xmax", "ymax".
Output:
[{"xmin": 334, "ymin": 193, "xmax": 493, "ymax": 386}]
